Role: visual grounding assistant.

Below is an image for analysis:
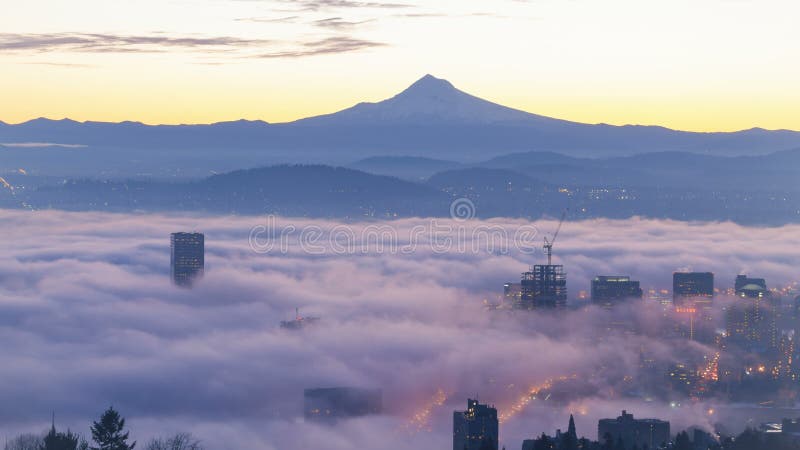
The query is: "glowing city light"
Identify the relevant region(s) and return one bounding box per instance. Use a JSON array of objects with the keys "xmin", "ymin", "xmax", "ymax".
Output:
[
  {"xmin": 402, "ymin": 388, "xmax": 448, "ymax": 433},
  {"xmin": 498, "ymin": 375, "xmax": 577, "ymax": 423}
]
